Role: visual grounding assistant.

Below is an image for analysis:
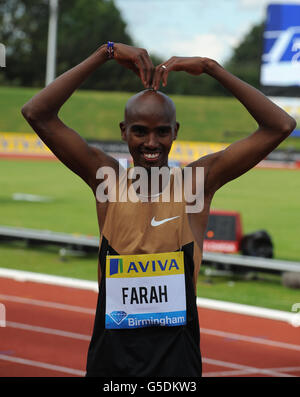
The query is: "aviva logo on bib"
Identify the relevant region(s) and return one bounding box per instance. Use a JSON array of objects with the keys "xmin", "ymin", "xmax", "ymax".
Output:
[
  {"xmin": 109, "ymin": 258, "xmax": 123, "ymax": 276},
  {"xmin": 106, "ymin": 251, "xmax": 184, "ymax": 278}
]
